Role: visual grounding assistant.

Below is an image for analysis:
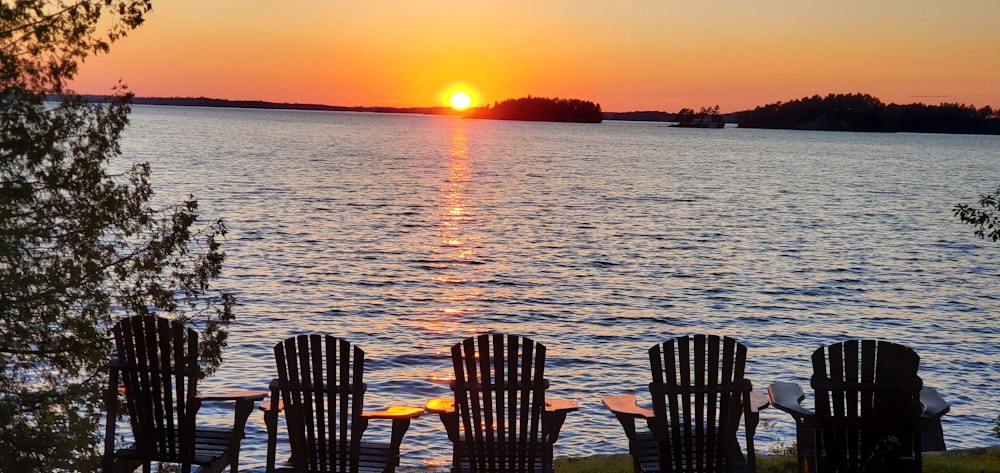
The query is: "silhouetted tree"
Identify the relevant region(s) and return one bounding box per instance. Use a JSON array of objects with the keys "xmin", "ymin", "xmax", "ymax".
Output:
[
  {"xmin": 2, "ymin": 2, "xmax": 235, "ymax": 471},
  {"xmin": 469, "ymin": 96, "xmax": 603, "ymax": 123},
  {"xmin": 675, "ymin": 108, "xmax": 695, "ymax": 126},
  {"xmin": 674, "ymin": 105, "xmax": 723, "ymax": 128}
]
